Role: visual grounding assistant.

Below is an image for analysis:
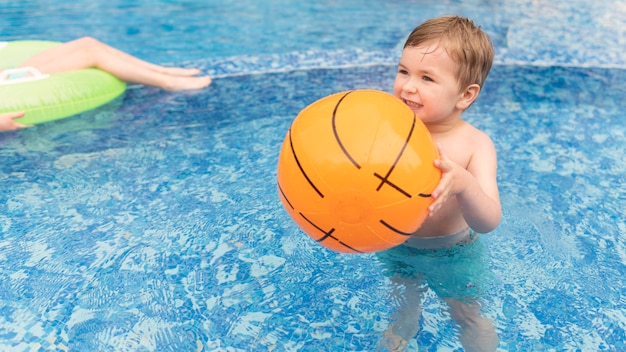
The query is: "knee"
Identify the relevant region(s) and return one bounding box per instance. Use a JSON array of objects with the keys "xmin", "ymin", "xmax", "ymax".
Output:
[
  {"xmin": 78, "ymin": 36, "xmax": 101, "ymax": 45},
  {"xmin": 73, "ymin": 36, "xmax": 107, "ymax": 56},
  {"xmin": 72, "ymin": 36, "xmax": 104, "ymax": 50}
]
